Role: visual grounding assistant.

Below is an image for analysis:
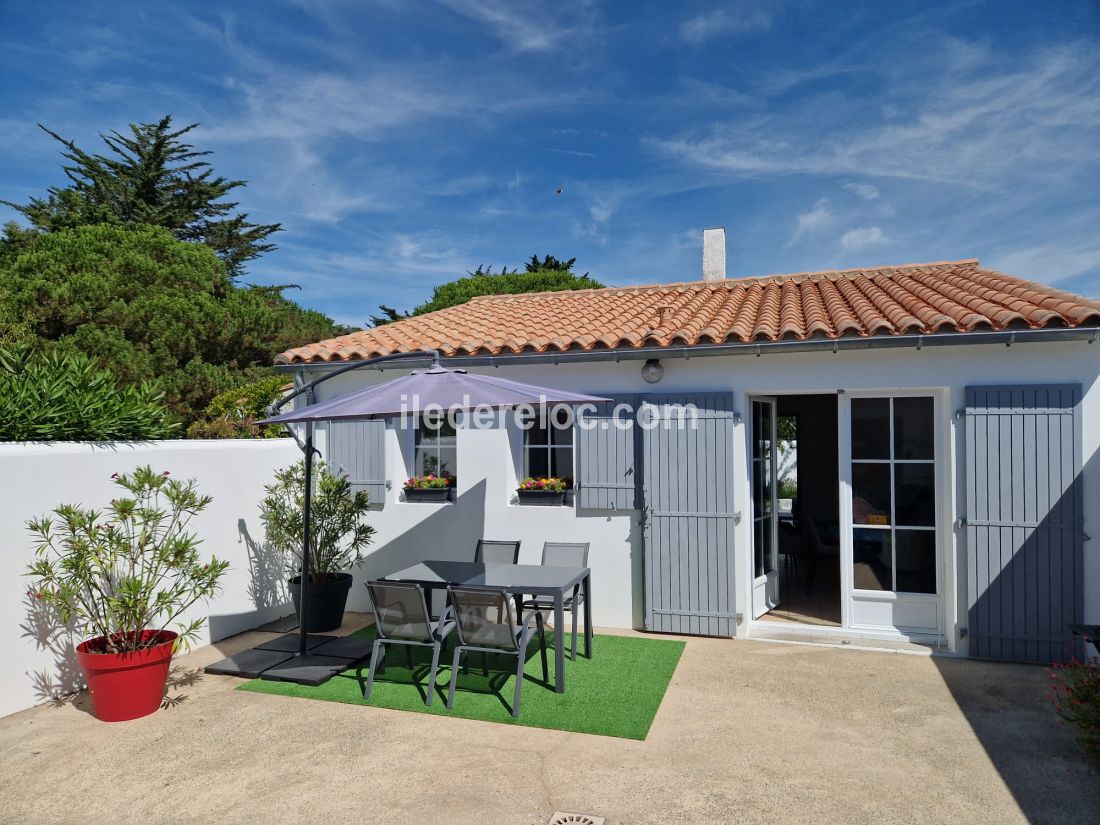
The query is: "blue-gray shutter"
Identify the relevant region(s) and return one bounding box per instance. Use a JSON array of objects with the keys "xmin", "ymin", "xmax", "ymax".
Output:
[
  {"xmin": 642, "ymin": 393, "xmax": 737, "ymax": 637},
  {"xmin": 964, "ymin": 384, "xmax": 1084, "ymax": 662},
  {"xmin": 574, "ymin": 395, "xmax": 640, "ymax": 511},
  {"xmin": 326, "ymin": 419, "xmax": 388, "ymax": 508}
]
